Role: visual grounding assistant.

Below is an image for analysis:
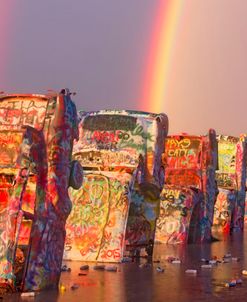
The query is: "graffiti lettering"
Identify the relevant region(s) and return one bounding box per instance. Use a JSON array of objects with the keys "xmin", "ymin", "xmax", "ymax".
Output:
[
  {"xmin": 0, "ymin": 98, "xmax": 48, "ymax": 131},
  {"xmin": 166, "ymin": 138, "xmax": 191, "ymax": 149},
  {"xmin": 165, "ymin": 170, "xmax": 201, "ymax": 188}
]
